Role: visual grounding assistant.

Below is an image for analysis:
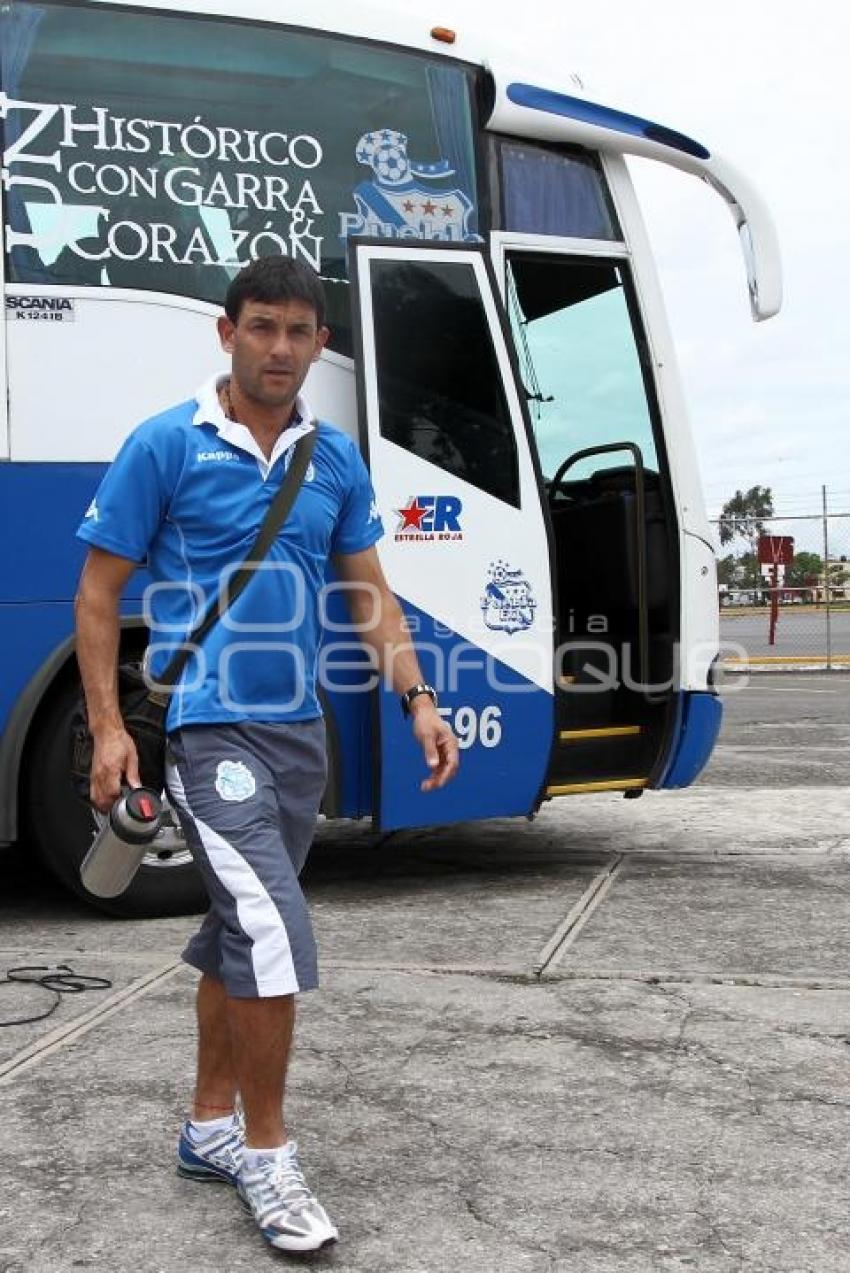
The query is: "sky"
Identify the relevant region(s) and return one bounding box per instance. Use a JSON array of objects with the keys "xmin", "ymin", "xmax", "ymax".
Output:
[{"xmin": 441, "ymin": 0, "xmax": 850, "ymax": 528}]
